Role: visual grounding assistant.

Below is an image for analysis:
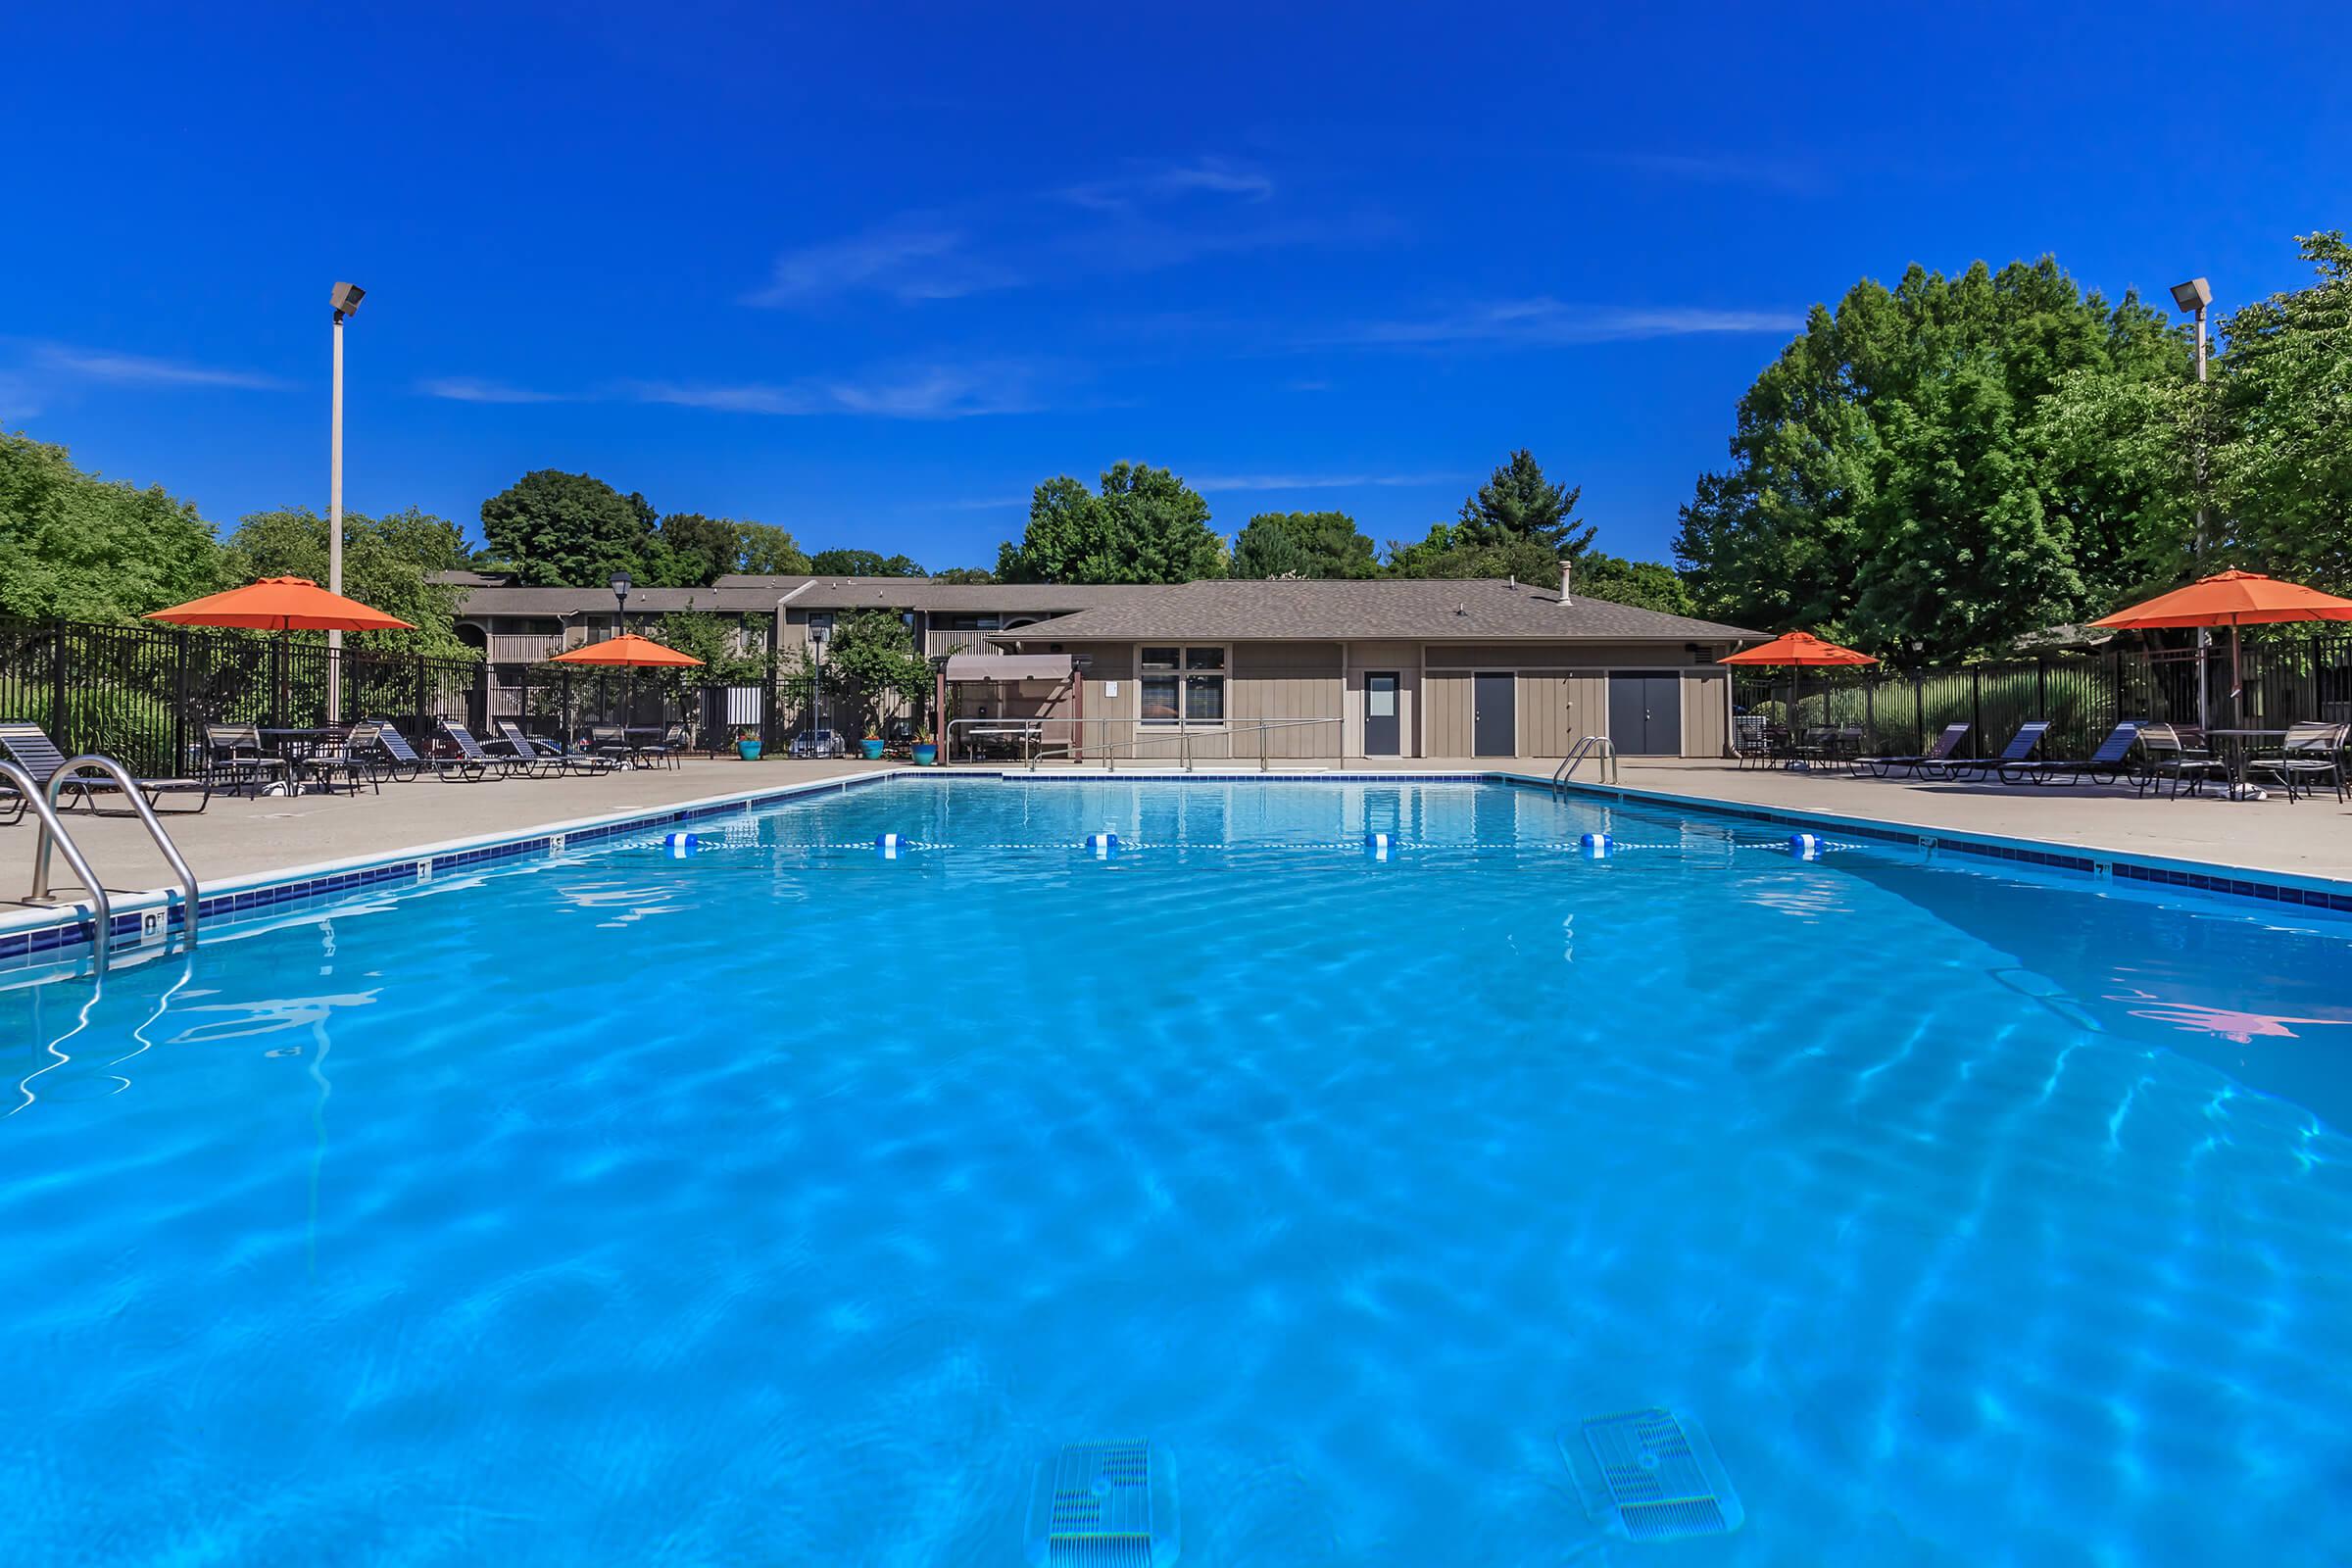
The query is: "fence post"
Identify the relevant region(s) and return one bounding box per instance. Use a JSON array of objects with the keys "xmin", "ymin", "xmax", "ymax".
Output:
[
  {"xmin": 1913, "ymin": 671, "xmax": 1924, "ymax": 753},
  {"xmin": 413, "ymin": 655, "xmax": 428, "ymax": 744},
  {"xmin": 49, "ymin": 619, "xmax": 70, "ymax": 750},
  {"xmin": 2036, "ymin": 657, "xmax": 2048, "ymax": 720},
  {"xmin": 1970, "ymin": 667, "xmax": 1983, "ymax": 756},
  {"xmin": 172, "ymin": 628, "xmax": 191, "ymax": 774}
]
